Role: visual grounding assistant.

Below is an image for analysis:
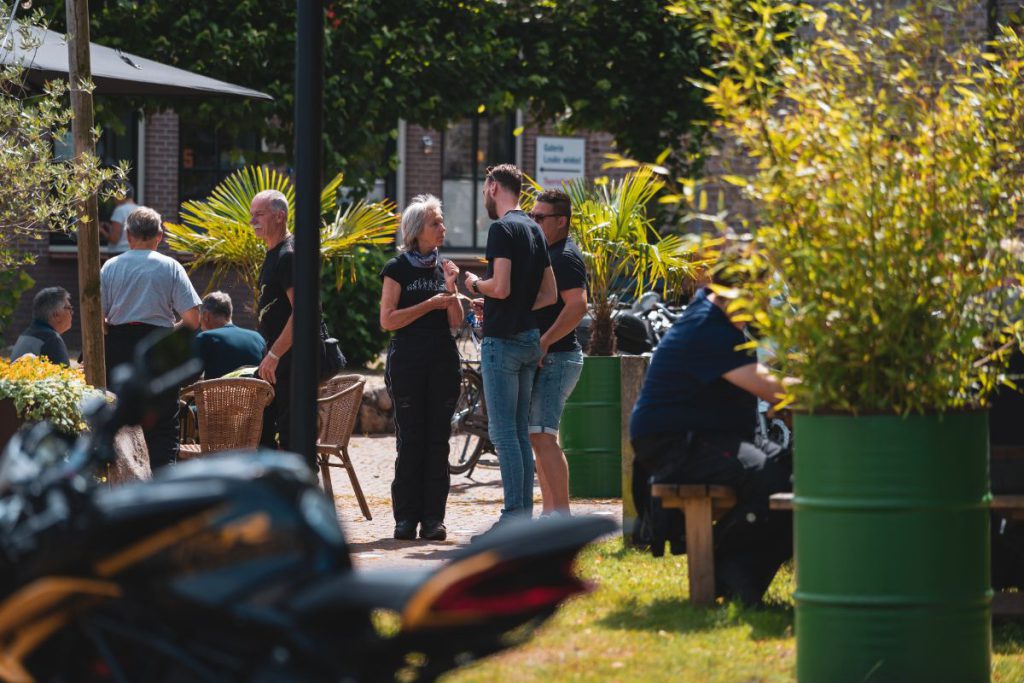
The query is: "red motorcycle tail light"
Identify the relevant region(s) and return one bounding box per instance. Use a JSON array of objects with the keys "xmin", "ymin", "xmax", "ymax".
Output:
[{"xmin": 402, "ymin": 553, "xmax": 589, "ymax": 631}]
